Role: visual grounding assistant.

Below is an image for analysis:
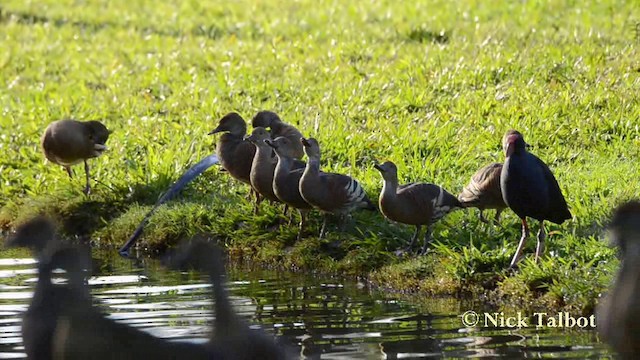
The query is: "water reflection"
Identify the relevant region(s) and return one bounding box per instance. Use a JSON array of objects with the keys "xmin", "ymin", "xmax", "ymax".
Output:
[{"xmin": 0, "ymin": 248, "xmax": 611, "ymax": 359}]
